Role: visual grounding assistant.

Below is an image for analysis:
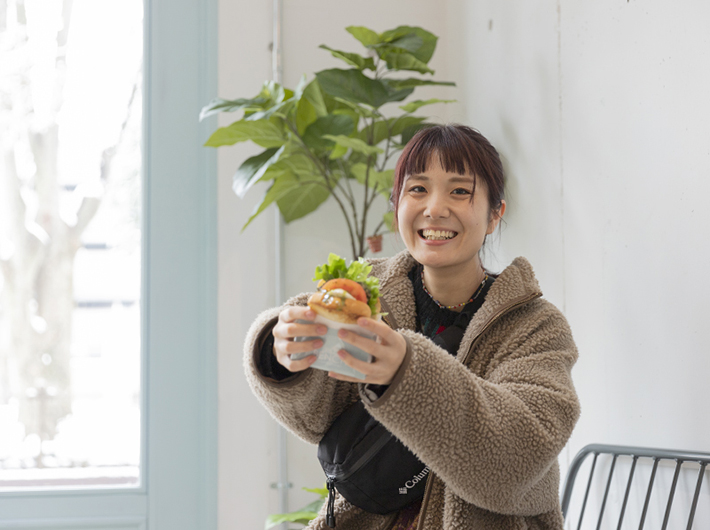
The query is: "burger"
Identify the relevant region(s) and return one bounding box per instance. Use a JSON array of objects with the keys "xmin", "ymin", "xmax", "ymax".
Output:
[{"xmin": 308, "ymin": 253, "xmax": 382, "ymax": 325}]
